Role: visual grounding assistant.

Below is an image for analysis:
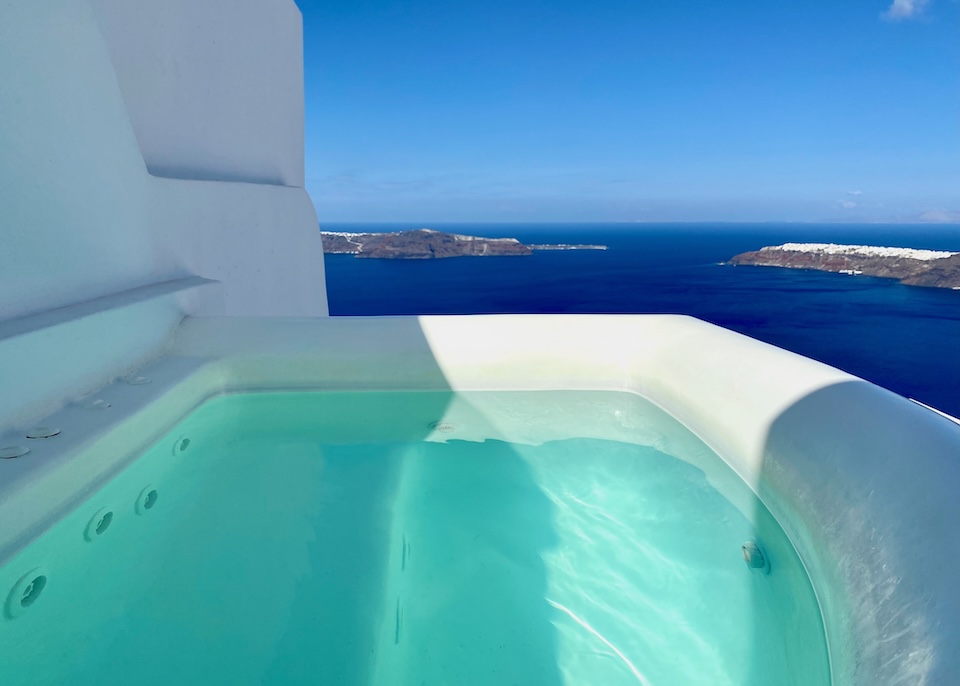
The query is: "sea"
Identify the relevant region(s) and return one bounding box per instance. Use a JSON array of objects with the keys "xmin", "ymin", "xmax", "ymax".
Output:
[{"xmin": 322, "ymin": 223, "xmax": 960, "ymax": 418}]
